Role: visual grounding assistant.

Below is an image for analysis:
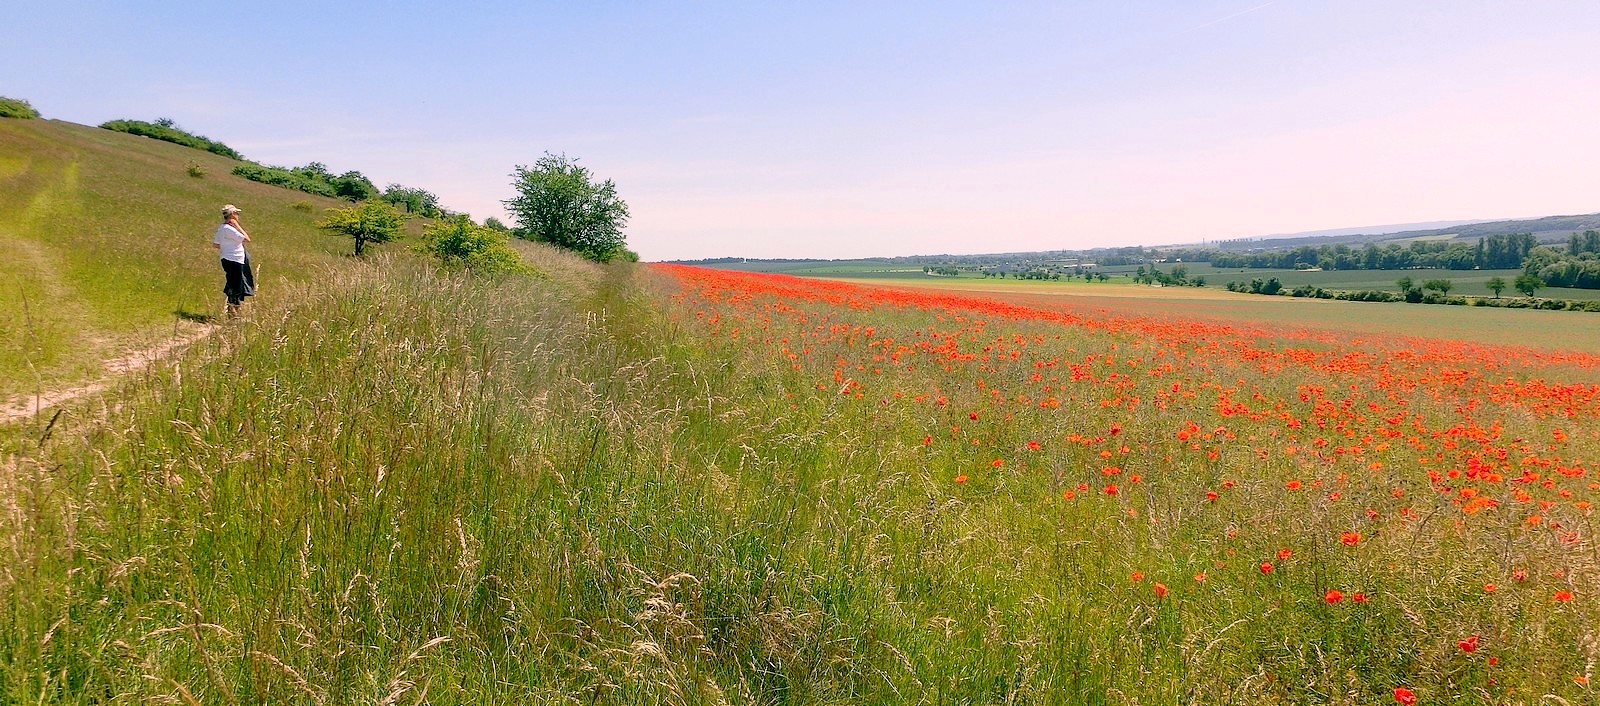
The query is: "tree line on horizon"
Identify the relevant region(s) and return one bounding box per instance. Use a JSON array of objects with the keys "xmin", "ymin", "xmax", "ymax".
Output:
[{"xmin": 1105, "ymin": 232, "xmax": 1600, "ymax": 292}]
